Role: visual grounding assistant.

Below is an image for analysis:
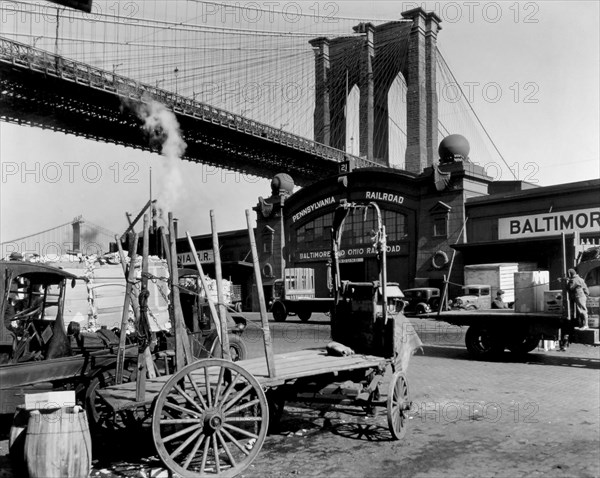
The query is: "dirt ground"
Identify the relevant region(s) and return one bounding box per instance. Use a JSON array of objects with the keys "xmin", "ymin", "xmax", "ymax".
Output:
[{"xmin": 1, "ymin": 328, "xmax": 599, "ymax": 478}]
